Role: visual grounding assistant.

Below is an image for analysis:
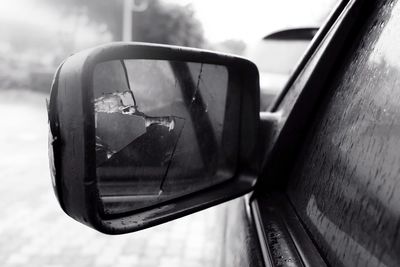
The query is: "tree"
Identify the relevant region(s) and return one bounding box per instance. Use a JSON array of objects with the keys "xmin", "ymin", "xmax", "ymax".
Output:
[
  {"xmin": 129, "ymin": 0, "xmax": 204, "ymax": 47},
  {"xmin": 41, "ymin": 0, "xmax": 205, "ymax": 48}
]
